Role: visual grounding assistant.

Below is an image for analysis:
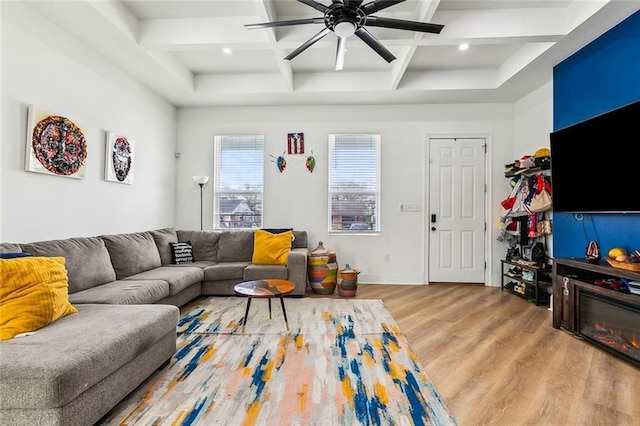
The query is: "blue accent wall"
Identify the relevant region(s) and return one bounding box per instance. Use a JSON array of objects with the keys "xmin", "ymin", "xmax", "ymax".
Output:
[{"xmin": 553, "ymin": 10, "xmax": 640, "ymax": 258}]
